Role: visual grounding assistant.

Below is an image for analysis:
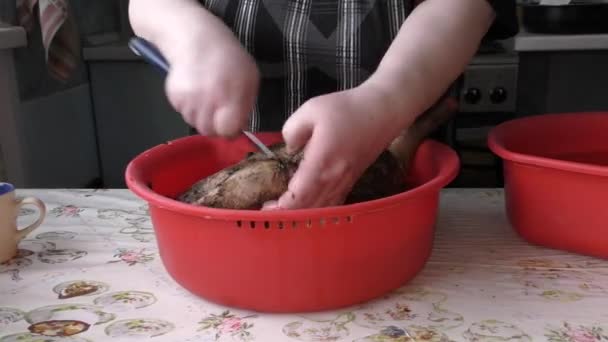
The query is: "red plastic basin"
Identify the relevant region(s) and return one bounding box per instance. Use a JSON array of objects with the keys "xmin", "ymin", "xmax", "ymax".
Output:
[
  {"xmin": 488, "ymin": 112, "xmax": 608, "ymax": 259},
  {"xmin": 125, "ymin": 133, "xmax": 459, "ymax": 312}
]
